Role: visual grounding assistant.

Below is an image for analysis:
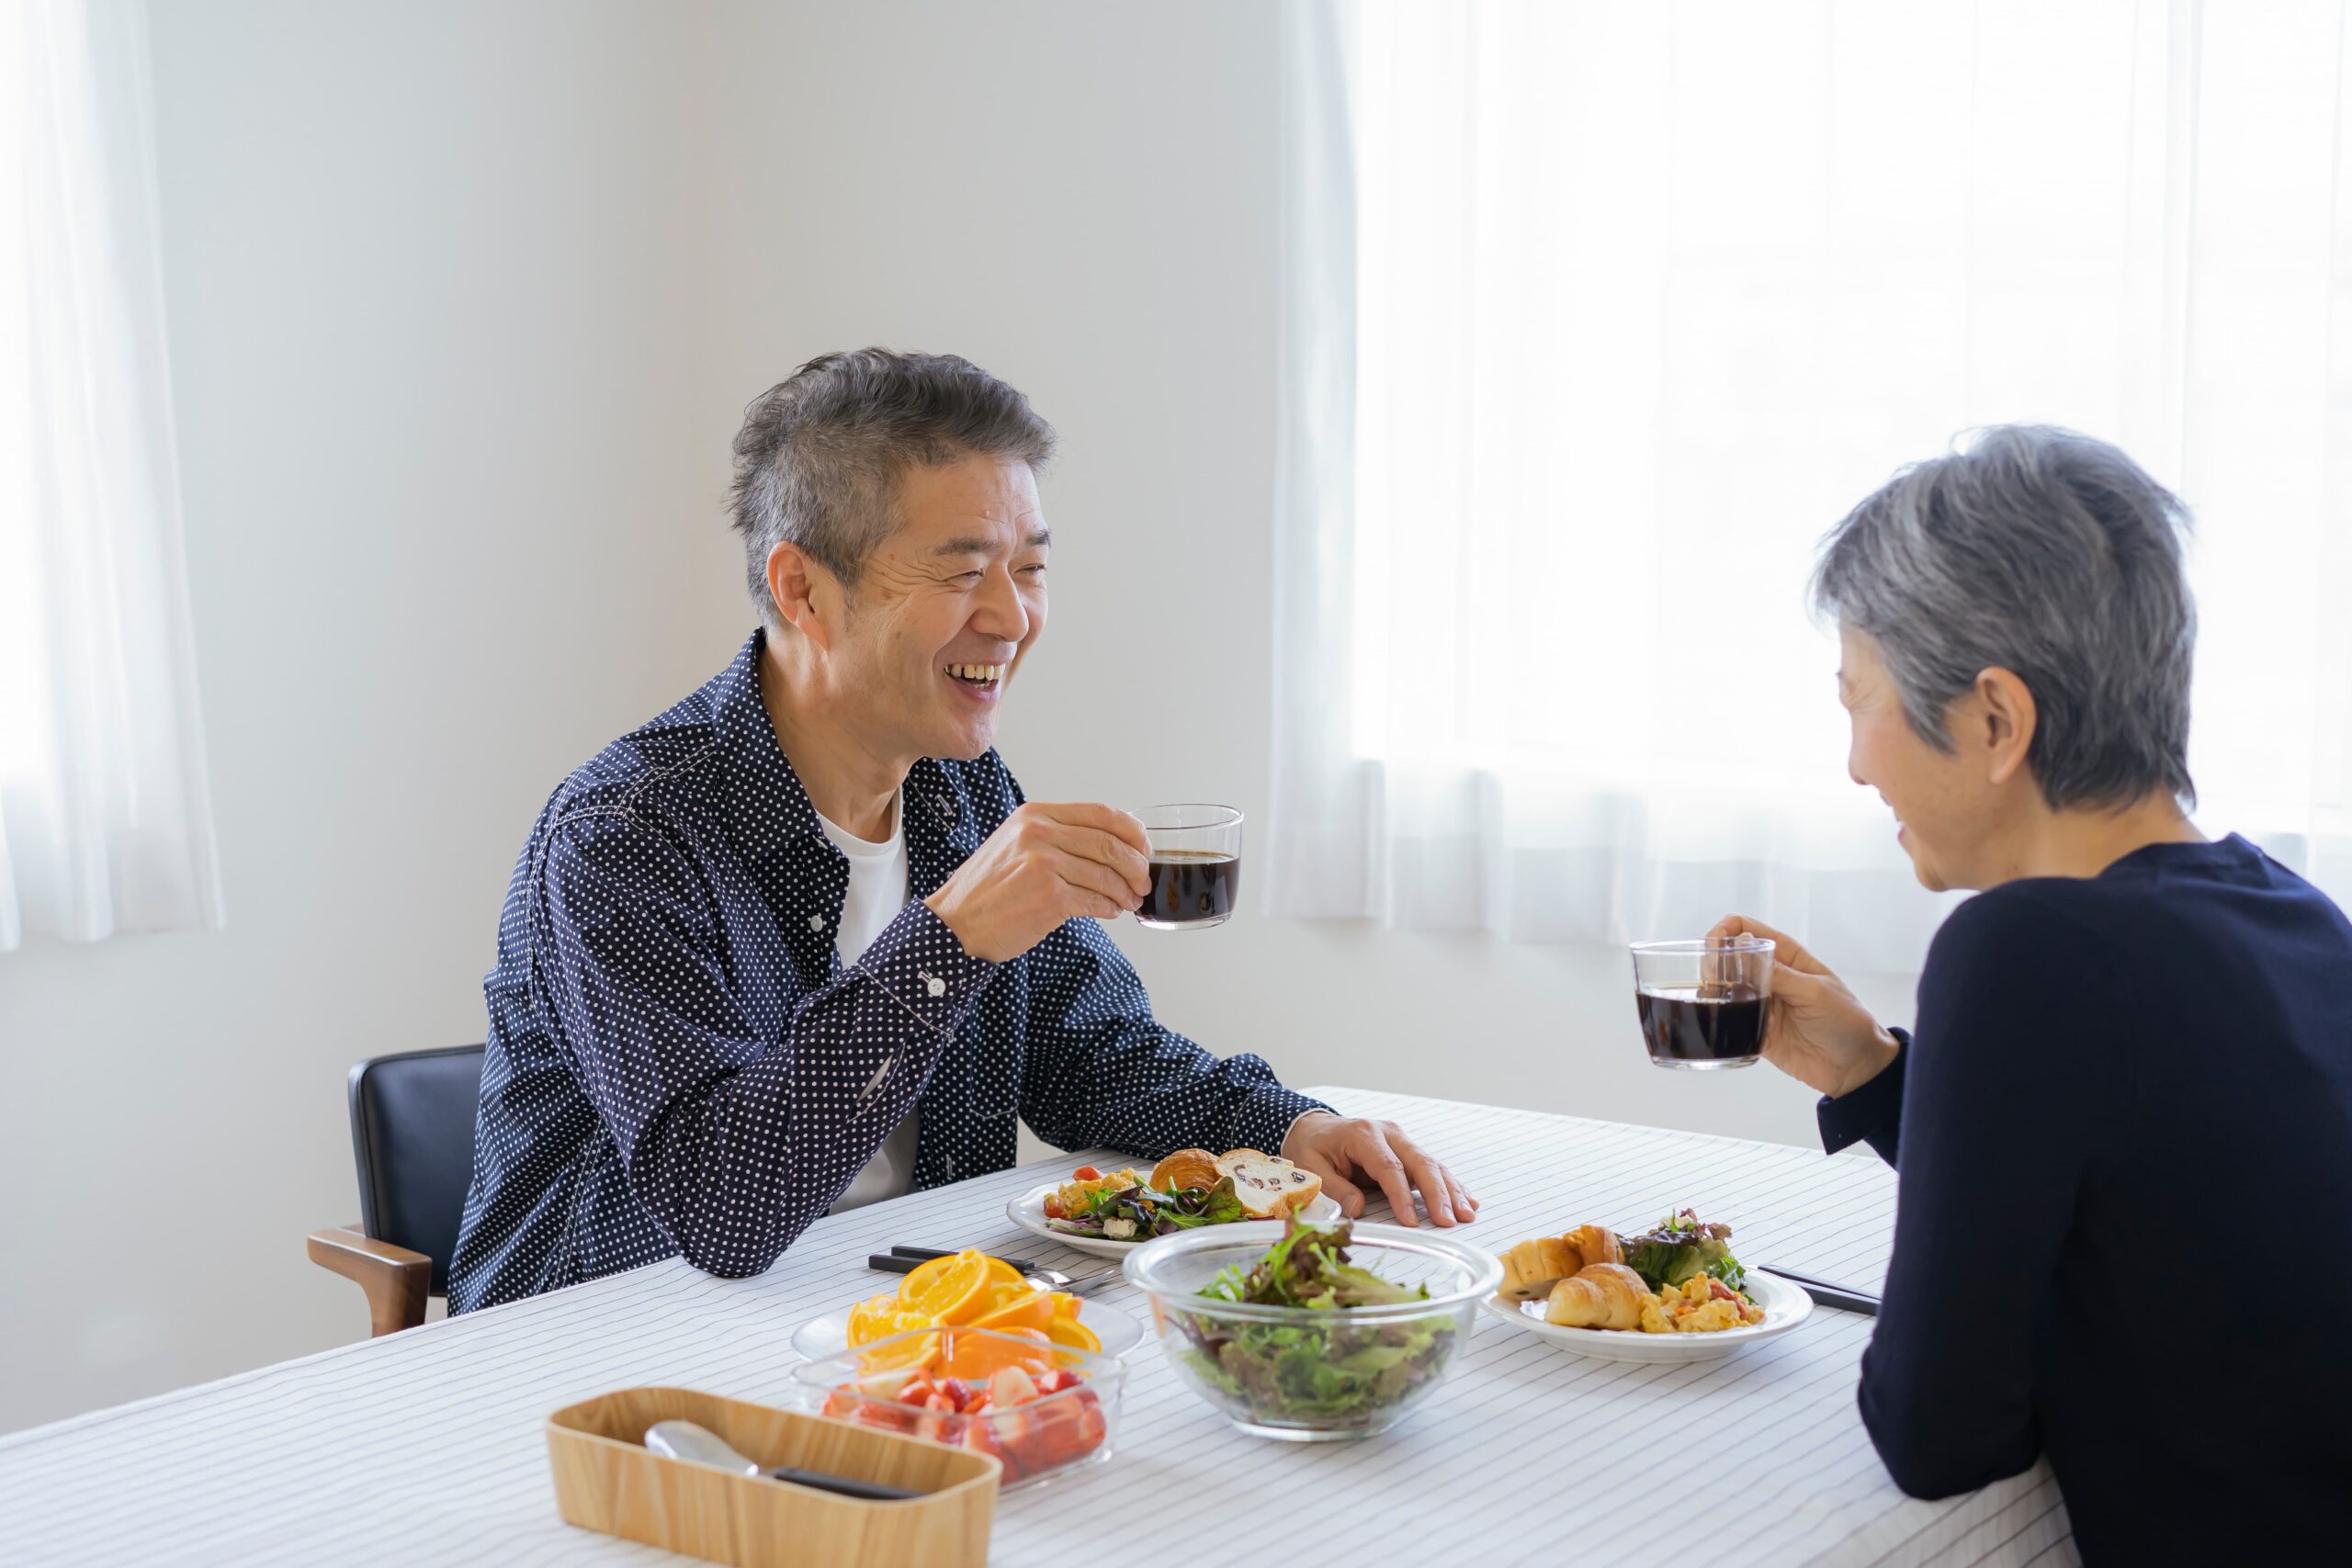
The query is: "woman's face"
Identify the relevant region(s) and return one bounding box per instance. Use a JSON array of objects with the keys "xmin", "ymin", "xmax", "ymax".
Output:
[{"xmin": 1838, "ymin": 624, "xmax": 2004, "ymax": 892}]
